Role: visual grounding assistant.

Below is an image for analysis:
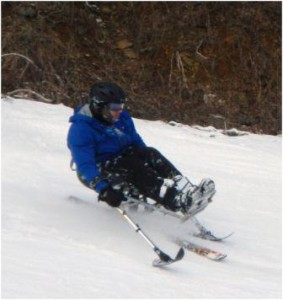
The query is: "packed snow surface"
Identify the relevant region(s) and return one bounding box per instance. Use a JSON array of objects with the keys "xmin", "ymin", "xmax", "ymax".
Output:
[{"xmin": 2, "ymin": 98, "xmax": 282, "ymax": 298}]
